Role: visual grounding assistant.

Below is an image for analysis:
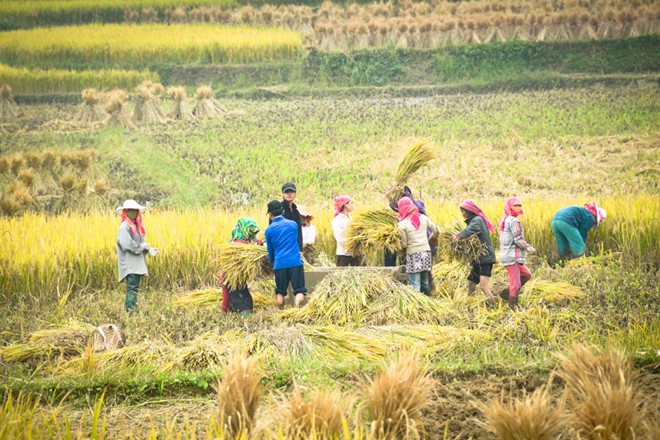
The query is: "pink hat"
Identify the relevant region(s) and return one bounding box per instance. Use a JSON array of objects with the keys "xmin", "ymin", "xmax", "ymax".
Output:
[{"xmin": 584, "ymin": 201, "xmax": 607, "ymax": 226}]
